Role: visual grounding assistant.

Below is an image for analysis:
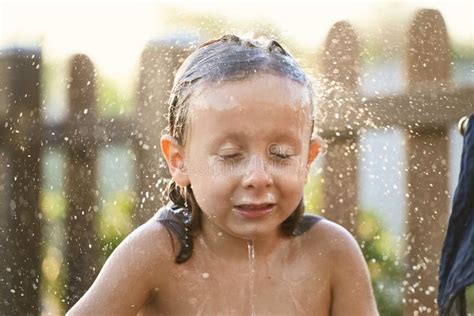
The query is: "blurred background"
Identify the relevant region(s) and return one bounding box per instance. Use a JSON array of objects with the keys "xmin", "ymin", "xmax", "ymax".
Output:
[{"xmin": 0, "ymin": 0, "xmax": 473, "ymax": 315}]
